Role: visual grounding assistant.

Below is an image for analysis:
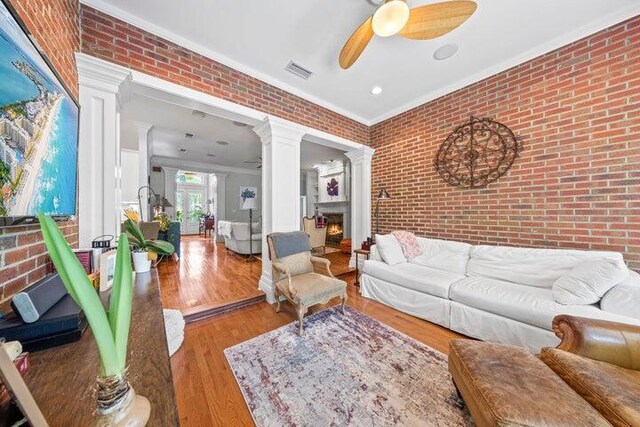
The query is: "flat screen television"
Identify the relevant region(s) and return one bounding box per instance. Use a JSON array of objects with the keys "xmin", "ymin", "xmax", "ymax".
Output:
[{"xmin": 0, "ymin": 0, "xmax": 79, "ymax": 227}]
